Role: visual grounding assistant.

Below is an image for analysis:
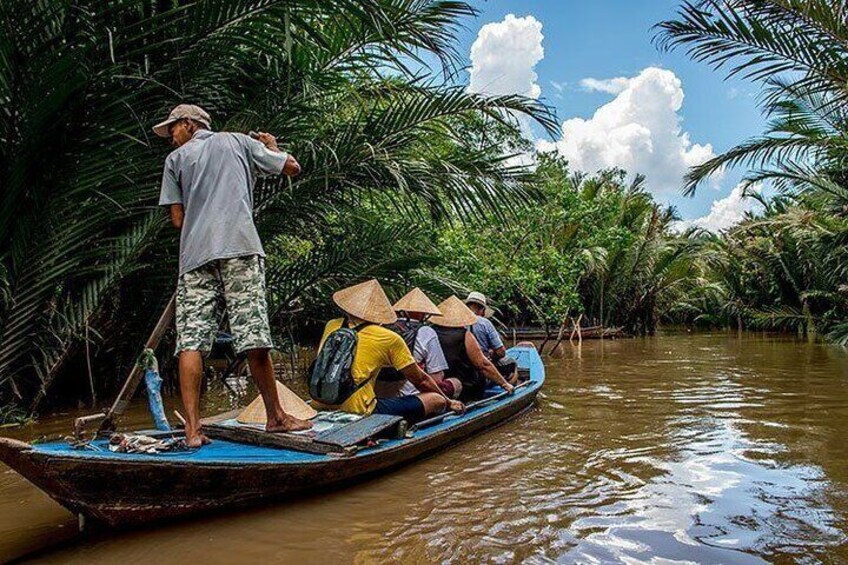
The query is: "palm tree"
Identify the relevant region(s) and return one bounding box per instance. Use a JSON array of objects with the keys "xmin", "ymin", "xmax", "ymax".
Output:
[
  {"xmin": 0, "ymin": 0, "xmax": 556, "ymax": 412},
  {"xmin": 656, "ymin": 1, "xmax": 848, "ymax": 343},
  {"xmin": 655, "ymin": 0, "xmax": 848, "ymax": 195}
]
